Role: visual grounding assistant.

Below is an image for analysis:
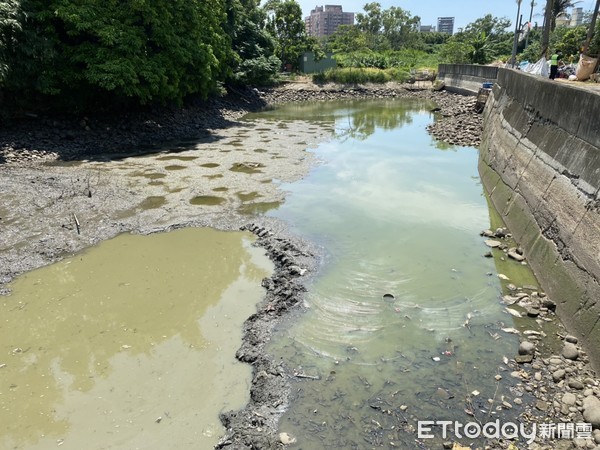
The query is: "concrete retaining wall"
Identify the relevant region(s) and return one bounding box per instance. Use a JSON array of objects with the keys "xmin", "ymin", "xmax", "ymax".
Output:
[
  {"xmin": 480, "ymin": 68, "xmax": 600, "ymax": 368},
  {"xmin": 438, "ymin": 64, "xmax": 499, "ymax": 95}
]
